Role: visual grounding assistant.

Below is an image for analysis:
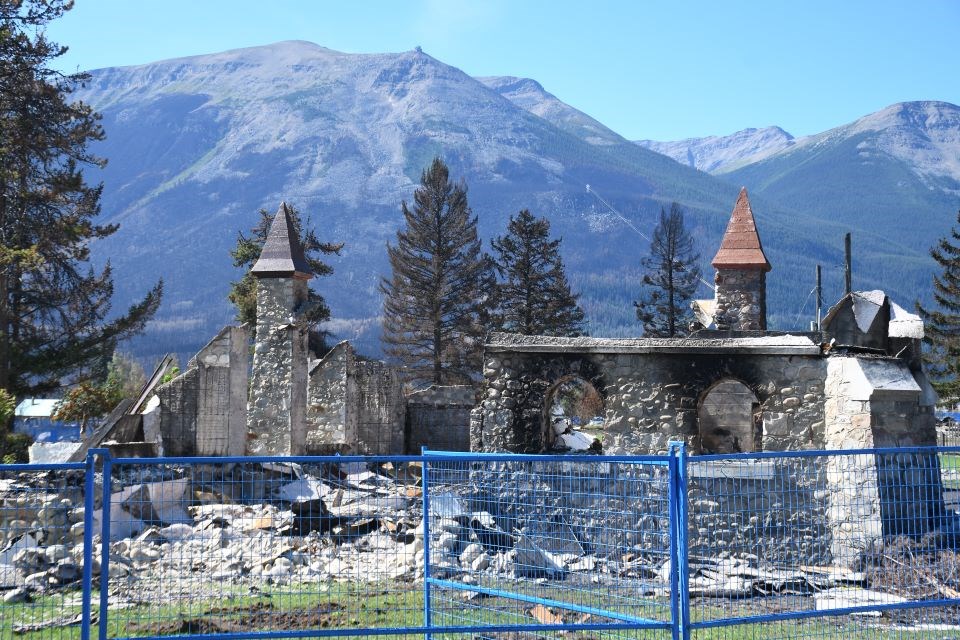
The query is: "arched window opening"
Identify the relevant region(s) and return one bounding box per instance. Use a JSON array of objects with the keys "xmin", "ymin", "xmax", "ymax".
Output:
[
  {"xmin": 543, "ymin": 377, "xmax": 604, "ymax": 452},
  {"xmin": 698, "ymin": 379, "xmax": 760, "ymax": 453}
]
